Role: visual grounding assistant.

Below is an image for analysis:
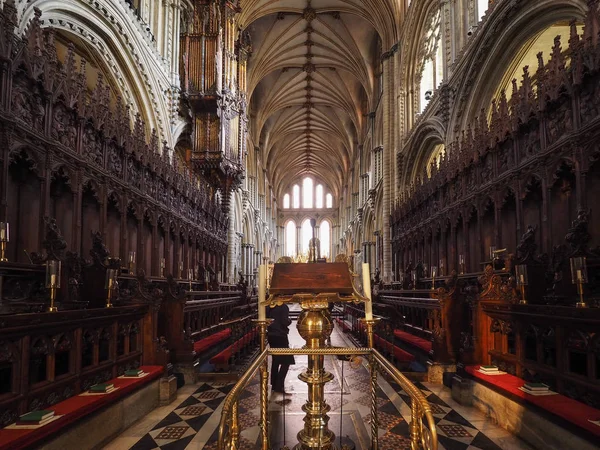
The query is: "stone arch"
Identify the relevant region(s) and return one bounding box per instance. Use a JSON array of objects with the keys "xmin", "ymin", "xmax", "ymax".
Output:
[
  {"xmin": 450, "ymin": 0, "xmax": 588, "ymax": 135},
  {"xmin": 19, "ymin": 0, "xmax": 173, "ymax": 146}
]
